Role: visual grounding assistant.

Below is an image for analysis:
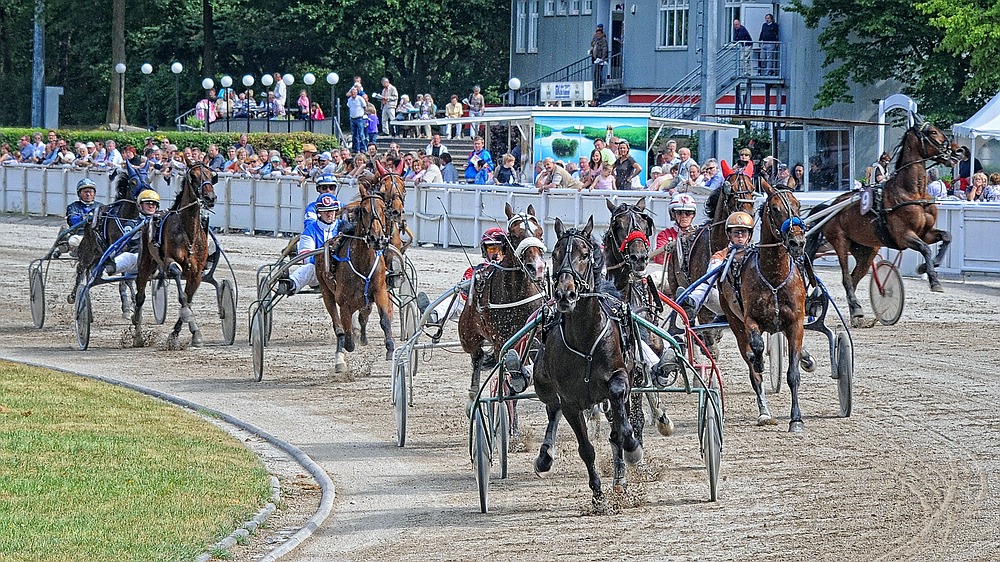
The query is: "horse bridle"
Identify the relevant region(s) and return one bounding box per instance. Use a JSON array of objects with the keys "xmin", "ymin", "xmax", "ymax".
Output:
[
  {"xmin": 761, "ymin": 188, "xmax": 805, "ymax": 245},
  {"xmin": 609, "ymin": 204, "xmax": 652, "ymax": 254},
  {"xmin": 554, "ymin": 229, "xmax": 597, "ymax": 293},
  {"xmin": 378, "ymin": 173, "xmax": 406, "ymax": 227},
  {"xmin": 354, "ymin": 194, "xmax": 389, "ymax": 250},
  {"xmin": 185, "ymin": 163, "xmax": 217, "ymax": 208},
  {"xmin": 914, "ymin": 122, "xmax": 960, "ymax": 163}
]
